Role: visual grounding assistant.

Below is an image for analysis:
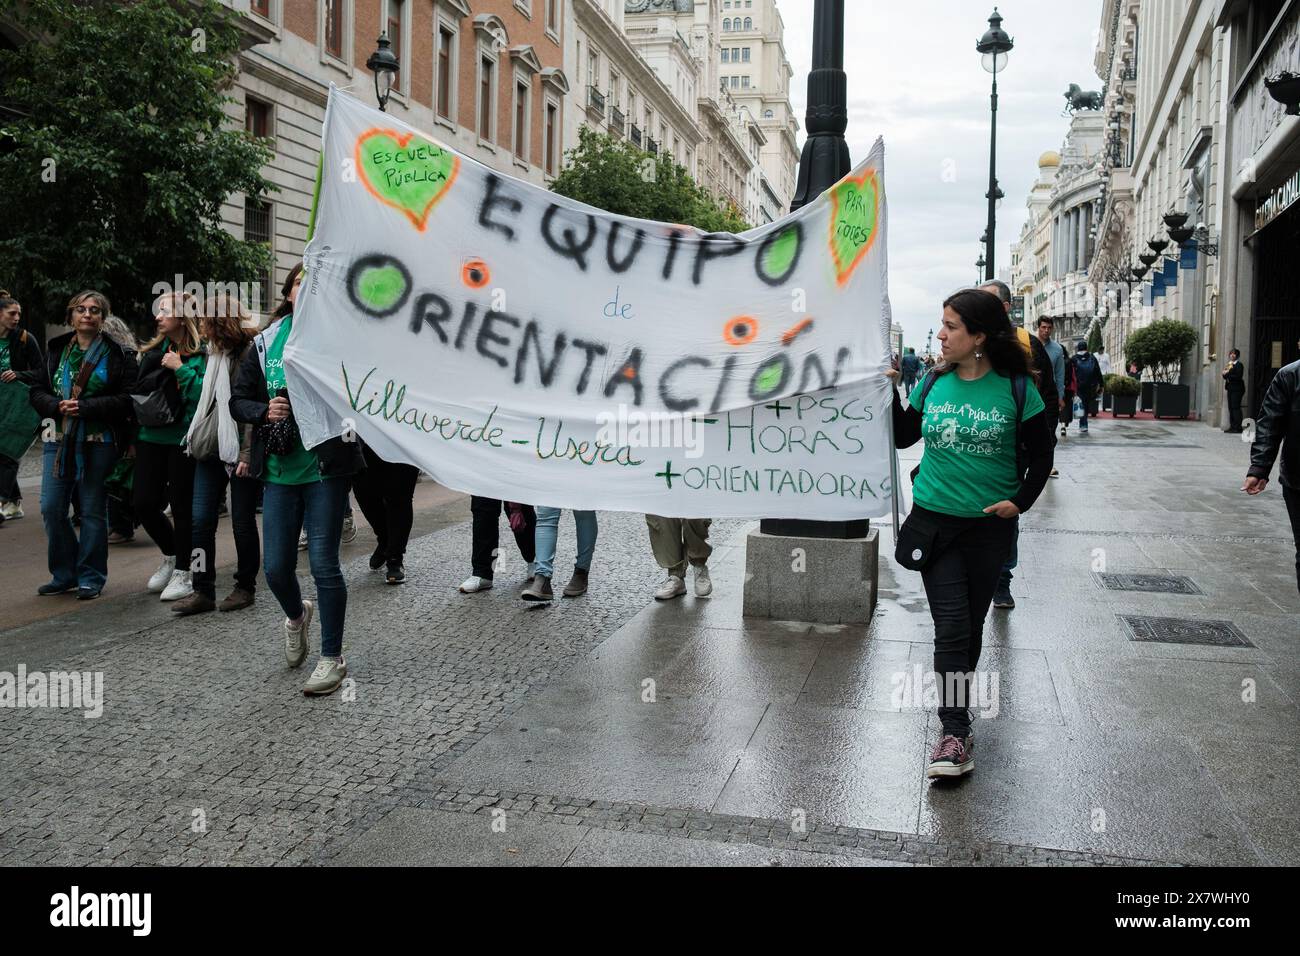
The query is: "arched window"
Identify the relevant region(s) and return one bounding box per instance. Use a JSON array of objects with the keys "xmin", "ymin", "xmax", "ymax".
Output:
[
  {"xmin": 744, "ymin": 17, "xmax": 752, "ymax": 30},
  {"xmin": 764, "ymin": 109, "xmax": 773, "ymax": 119}
]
